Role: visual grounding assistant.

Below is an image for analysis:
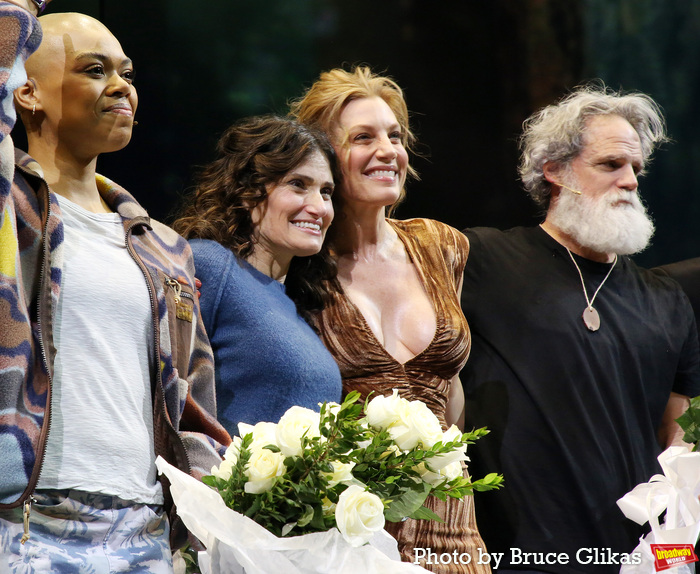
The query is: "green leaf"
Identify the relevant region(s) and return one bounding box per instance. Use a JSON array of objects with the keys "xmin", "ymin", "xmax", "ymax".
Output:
[
  {"xmin": 471, "ymin": 473, "xmax": 505, "ymax": 491},
  {"xmin": 309, "ymin": 504, "xmax": 326, "ymax": 530},
  {"xmin": 244, "ymin": 496, "xmax": 261, "ymax": 518},
  {"xmin": 201, "ymin": 475, "xmax": 217, "ymax": 488},
  {"xmin": 676, "ymin": 396, "xmax": 700, "ymax": 450},
  {"xmin": 297, "ymin": 504, "xmax": 315, "ymax": 527},
  {"xmin": 408, "ymin": 505, "xmax": 444, "ymax": 522},
  {"xmin": 384, "ymin": 481, "xmax": 432, "ymax": 523}
]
